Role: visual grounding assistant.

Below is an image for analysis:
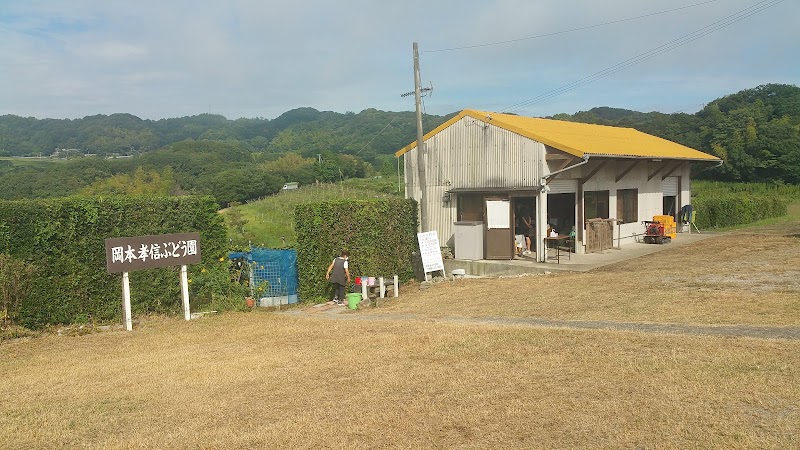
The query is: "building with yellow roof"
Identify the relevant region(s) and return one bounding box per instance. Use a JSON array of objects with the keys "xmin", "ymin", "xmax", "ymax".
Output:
[{"xmin": 396, "ymin": 109, "xmax": 721, "ymax": 262}]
